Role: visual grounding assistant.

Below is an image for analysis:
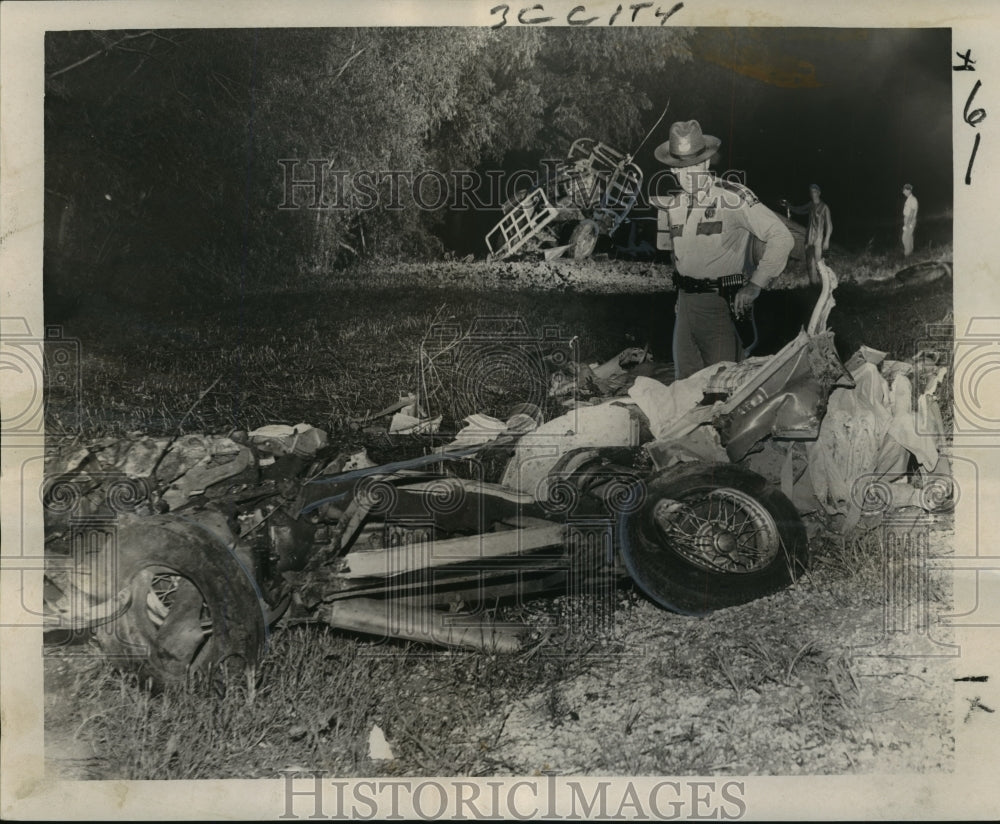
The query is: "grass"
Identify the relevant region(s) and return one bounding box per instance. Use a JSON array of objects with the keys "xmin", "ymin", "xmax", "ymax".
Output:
[
  {"xmin": 45, "ymin": 518, "xmax": 954, "ymax": 778},
  {"xmin": 49, "ymin": 286, "xmax": 666, "ymax": 441},
  {"xmin": 46, "ymin": 598, "xmax": 621, "ymax": 779},
  {"xmin": 47, "ymin": 246, "xmax": 953, "ymax": 442},
  {"xmin": 834, "ymin": 240, "xmax": 952, "ymax": 286},
  {"xmin": 43, "ymin": 254, "xmax": 955, "ymax": 778}
]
